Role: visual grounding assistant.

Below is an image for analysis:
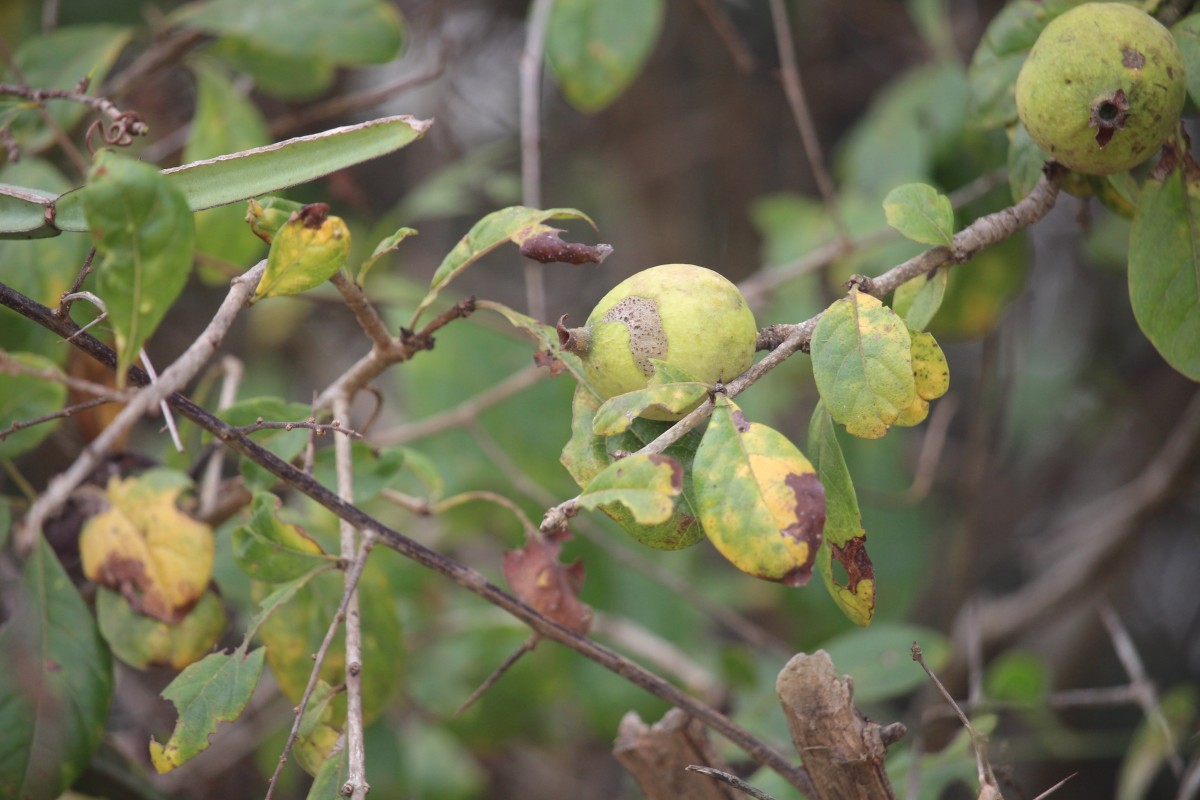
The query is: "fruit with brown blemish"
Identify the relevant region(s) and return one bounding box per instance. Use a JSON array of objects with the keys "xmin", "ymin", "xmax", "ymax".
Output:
[
  {"xmin": 559, "ymin": 264, "xmax": 758, "ymax": 421},
  {"xmin": 1015, "ymin": 2, "xmax": 1186, "ymax": 175}
]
